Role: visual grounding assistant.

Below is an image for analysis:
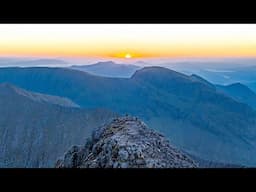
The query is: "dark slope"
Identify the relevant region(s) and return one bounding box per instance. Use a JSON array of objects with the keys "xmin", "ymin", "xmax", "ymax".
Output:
[
  {"xmin": 0, "ymin": 83, "xmax": 79, "ymax": 108},
  {"xmin": 0, "ymin": 83, "xmax": 117, "ymax": 167},
  {"xmin": 216, "ymin": 83, "xmax": 256, "ymax": 110},
  {"xmin": 190, "ymin": 74, "xmax": 216, "ymax": 89}
]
